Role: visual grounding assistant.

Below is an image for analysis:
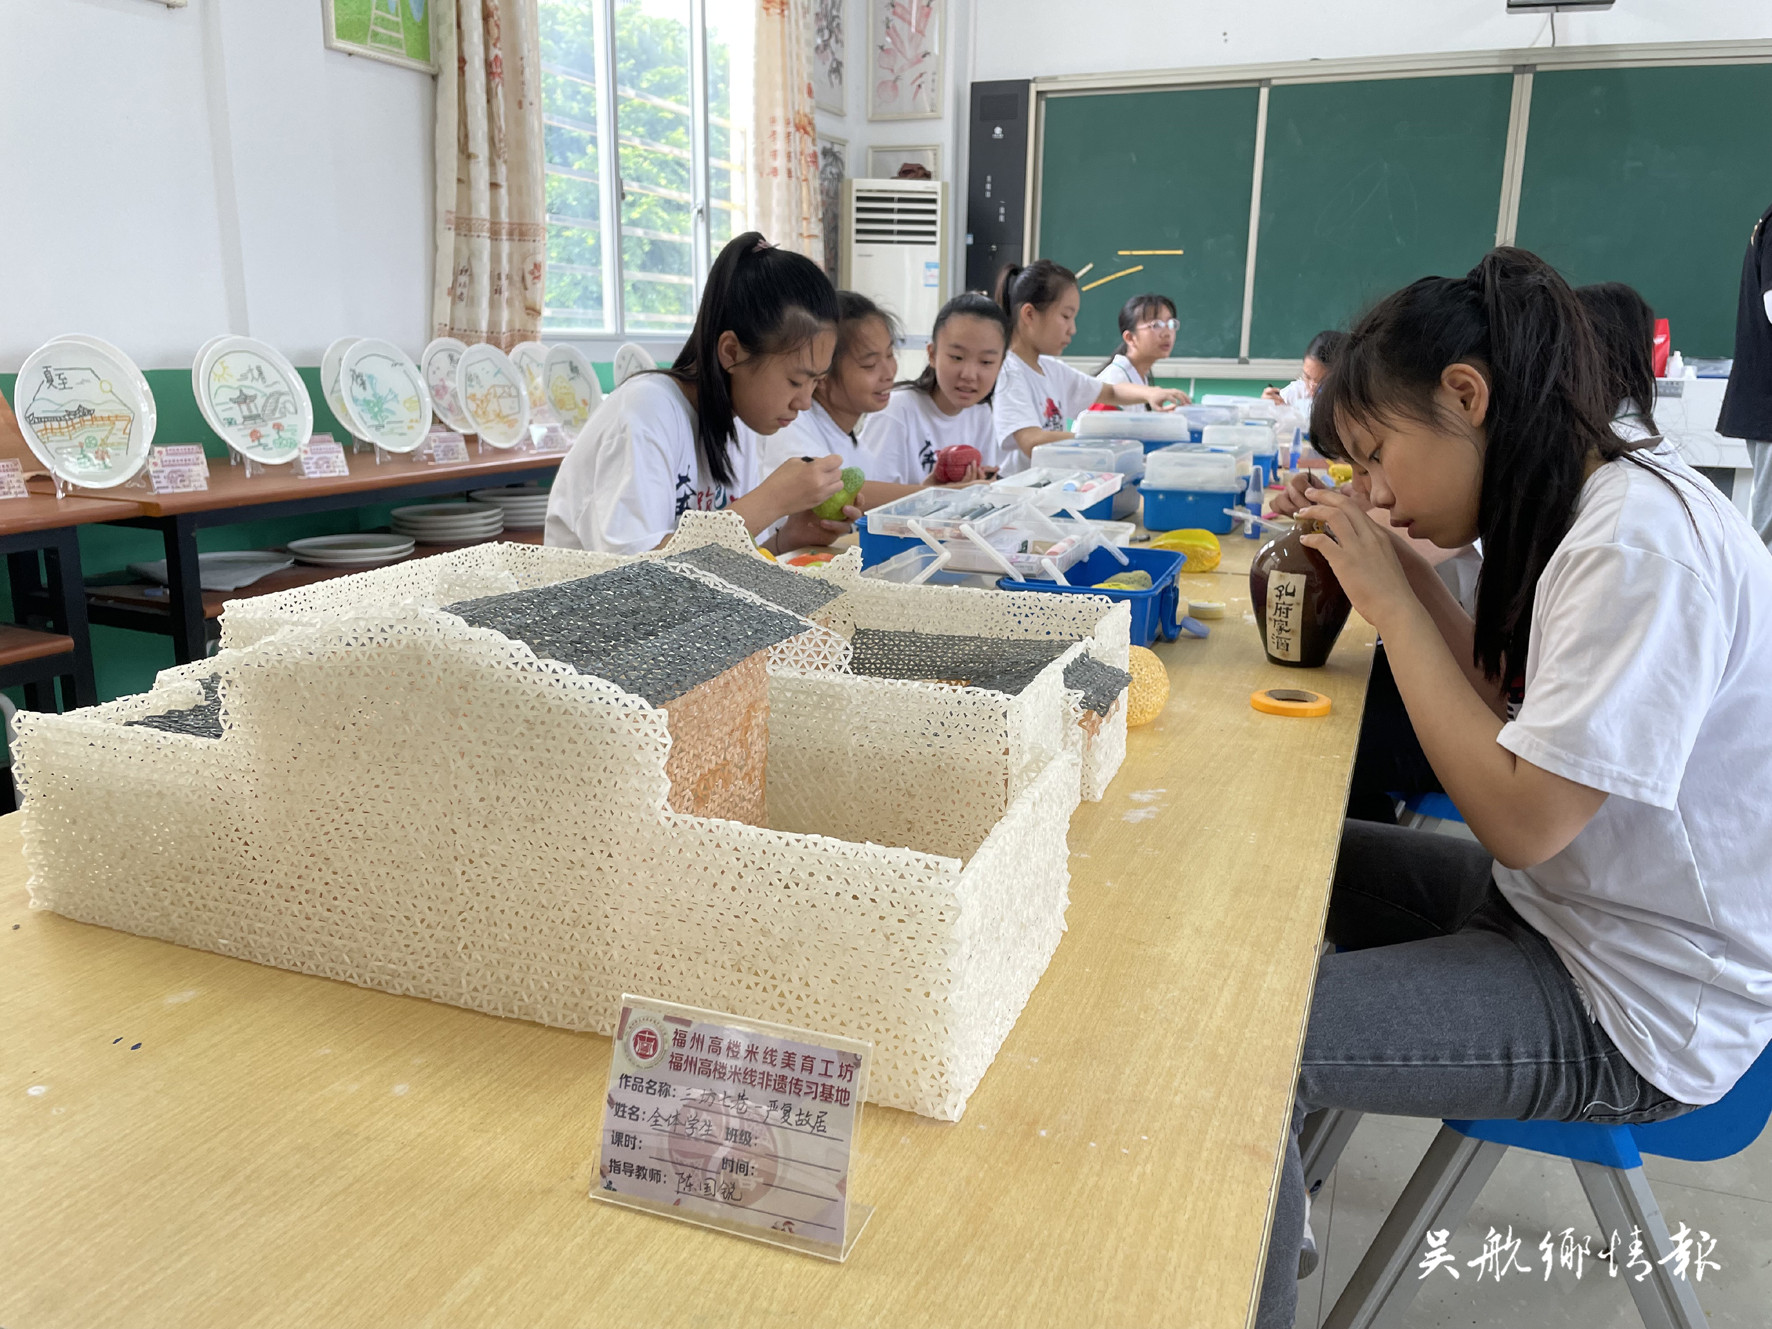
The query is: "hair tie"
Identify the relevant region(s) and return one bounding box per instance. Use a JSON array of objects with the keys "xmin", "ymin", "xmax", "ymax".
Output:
[{"xmin": 752, "ymin": 238, "xmax": 775, "ymax": 254}]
